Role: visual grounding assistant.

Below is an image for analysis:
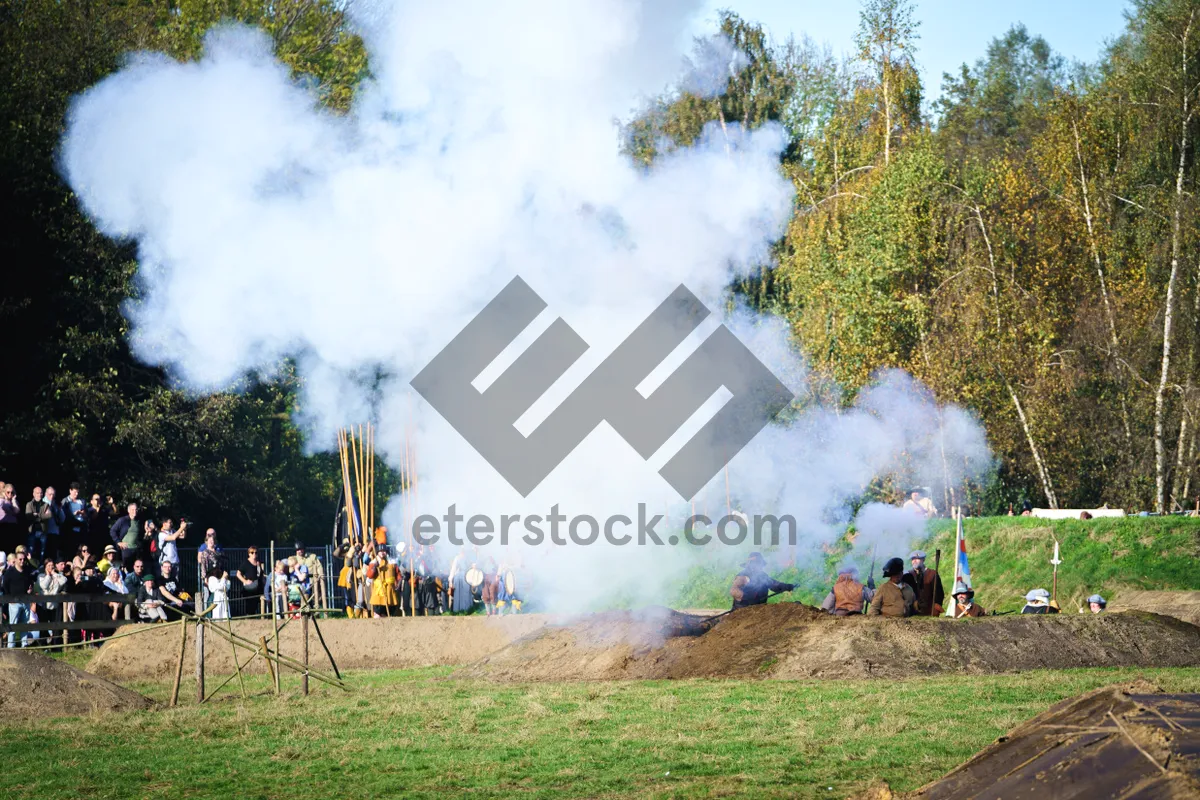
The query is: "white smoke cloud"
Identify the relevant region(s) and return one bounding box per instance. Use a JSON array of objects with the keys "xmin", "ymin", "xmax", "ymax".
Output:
[{"xmin": 61, "ymin": 1, "xmax": 991, "ymax": 611}]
